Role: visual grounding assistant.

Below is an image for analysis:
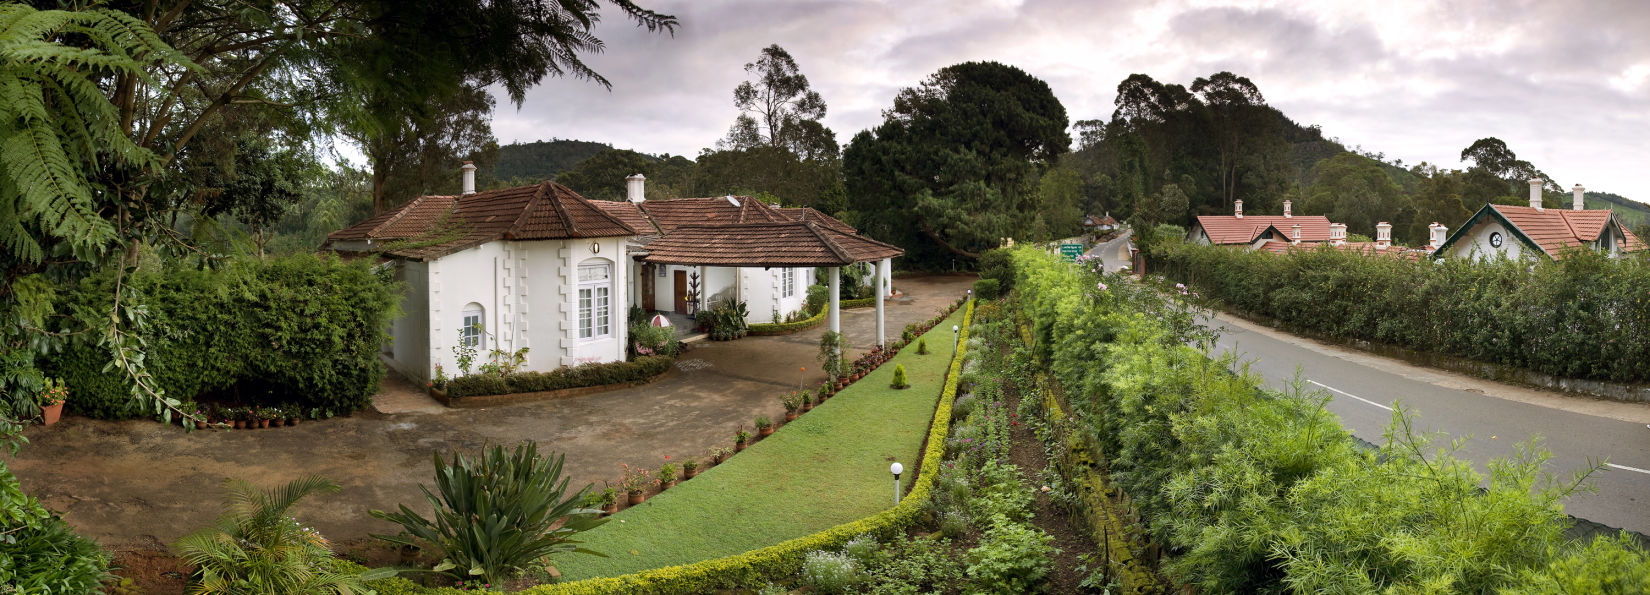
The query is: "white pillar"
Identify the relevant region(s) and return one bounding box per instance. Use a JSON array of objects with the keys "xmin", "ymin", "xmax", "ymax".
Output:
[
  {"xmin": 874, "ymin": 259, "xmax": 886, "ymax": 349},
  {"xmin": 828, "ymin": 266, "xmax": 841, "ymax": 353}
]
